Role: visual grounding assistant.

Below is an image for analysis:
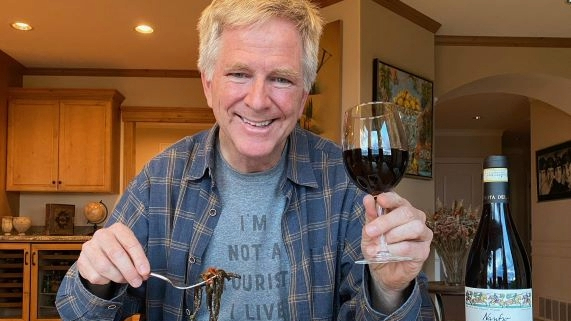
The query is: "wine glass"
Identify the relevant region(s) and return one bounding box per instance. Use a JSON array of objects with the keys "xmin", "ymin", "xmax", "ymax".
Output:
[{"xmin": 342, "ymin": 101, "xmax": 411, "ymax": 264}]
